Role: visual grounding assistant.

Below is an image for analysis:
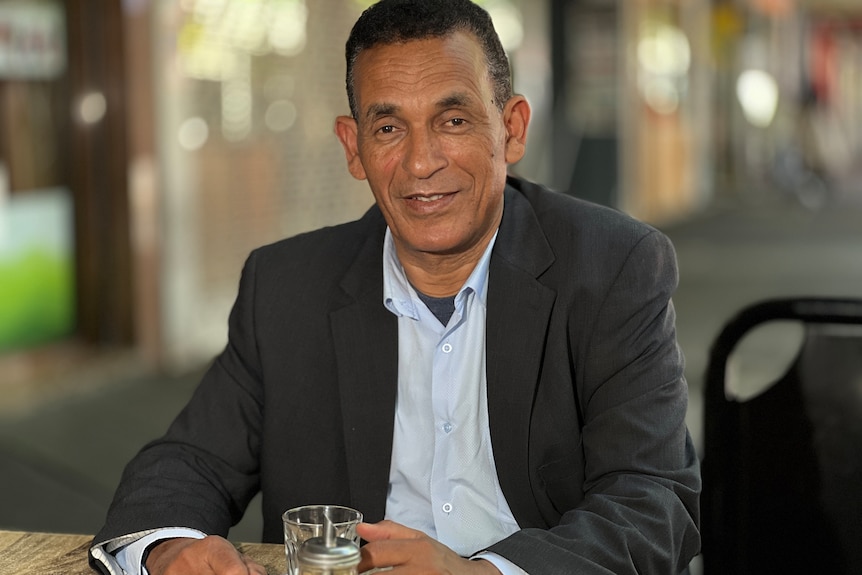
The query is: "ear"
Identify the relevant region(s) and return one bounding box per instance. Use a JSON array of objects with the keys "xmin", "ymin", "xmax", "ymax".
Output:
[
  {"xmin": 502, "ymin": 95, "xmax": 531, "ymax": 164},
  {"xmin": 334, "ymin": 115, "xmax": 368, "ymax": 180}
]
